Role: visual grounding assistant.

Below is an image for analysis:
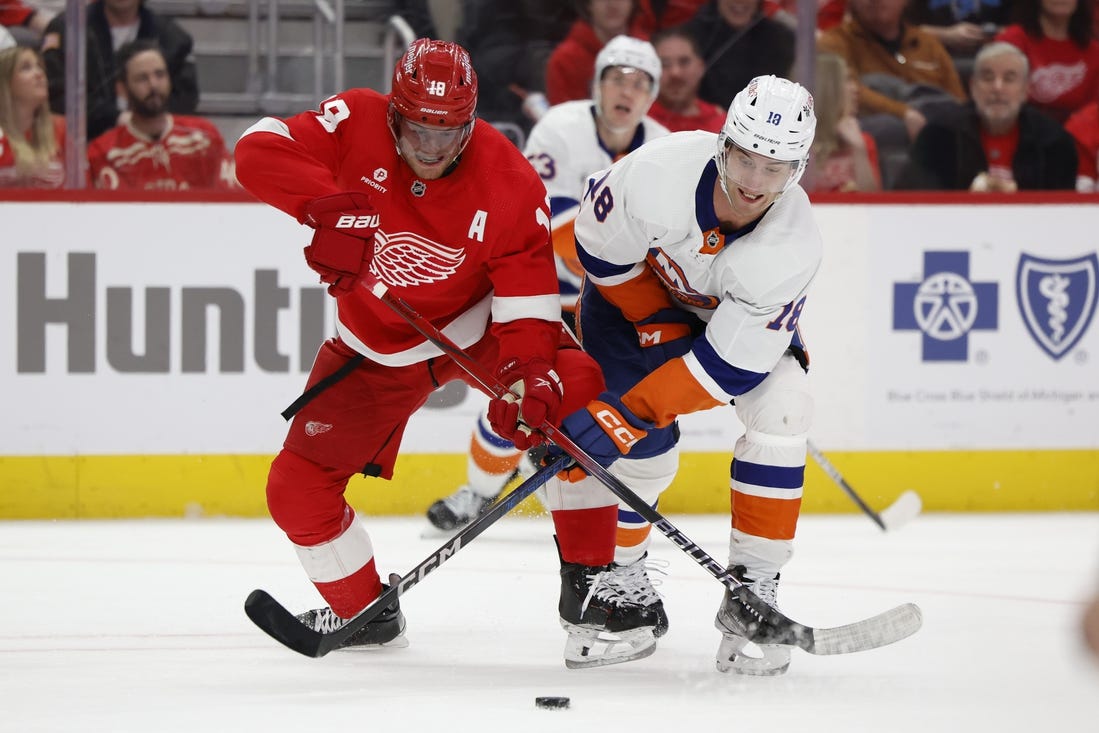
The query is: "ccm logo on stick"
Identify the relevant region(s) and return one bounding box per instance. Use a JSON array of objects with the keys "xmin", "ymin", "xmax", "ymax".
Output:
[
  {"xmin": 594, "ymin": 408, "xmax": 643, "ymax": 449},
  {"xmin": 335, "ymin": 214, "xmax": 380, "ymax": 229}
]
